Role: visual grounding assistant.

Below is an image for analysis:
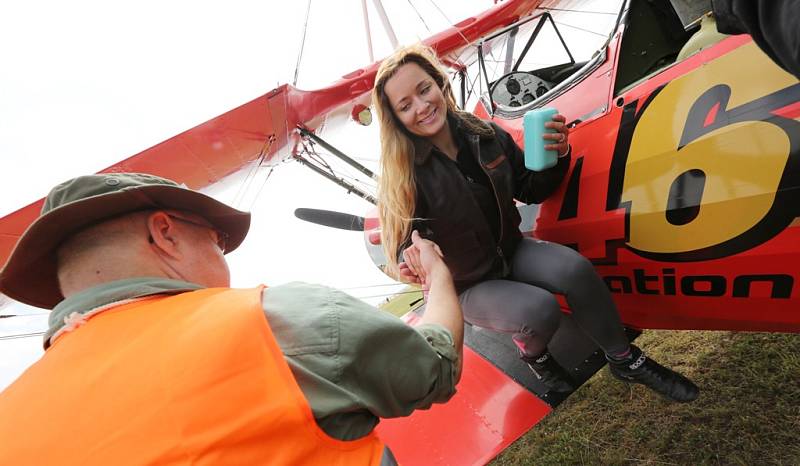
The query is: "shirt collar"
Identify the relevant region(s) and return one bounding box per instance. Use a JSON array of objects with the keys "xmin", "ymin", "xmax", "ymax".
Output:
[{"xmin": 45, "ymin": 277, "xmax": 203, "ymax": 348}]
